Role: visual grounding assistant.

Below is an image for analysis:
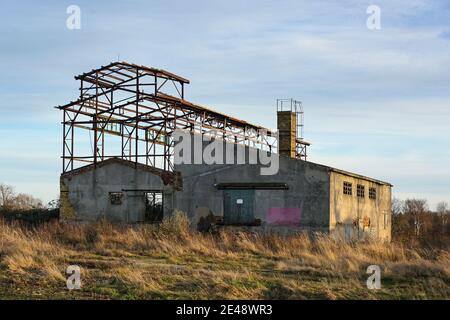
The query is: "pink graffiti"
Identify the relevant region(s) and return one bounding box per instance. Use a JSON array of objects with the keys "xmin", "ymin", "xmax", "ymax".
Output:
[{"xmin": 266, "ymin": 207, "xmax": 301, "ymax": 226}]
